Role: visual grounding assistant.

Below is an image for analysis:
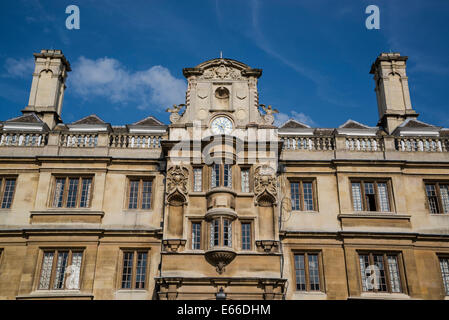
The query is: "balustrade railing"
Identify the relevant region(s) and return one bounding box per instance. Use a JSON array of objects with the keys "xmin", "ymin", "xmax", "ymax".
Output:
[
  {"xmin": 345, "ymin": 136, "xmax": 384, "ymax": 151},
  {"xmin": 0, "ymin": 132, "xmax": 48, "ymax": 147},
  {"xmin": 60, "ymin": 133, "xmax": 98, "ymax": 147},
  {"xmin": 281, "ymin": 136, "xmax": 335, "ymax": 151},
  {"xmin": 395, "ymin": 137, "xmax": 449, "ymax": 152},
  {"xmin": 109, "ymin": 134, "xmax": 162, "ymax": 149}
]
